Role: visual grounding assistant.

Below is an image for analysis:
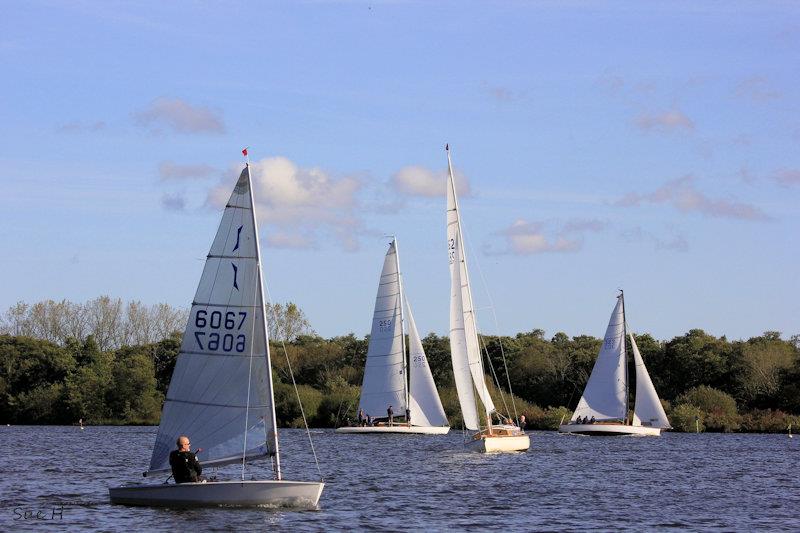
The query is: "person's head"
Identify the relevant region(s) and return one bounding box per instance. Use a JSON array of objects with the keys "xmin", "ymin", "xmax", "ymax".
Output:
[{"xmin": 176, "ymin": 435, "xmax": 190, "ymax": 451}]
